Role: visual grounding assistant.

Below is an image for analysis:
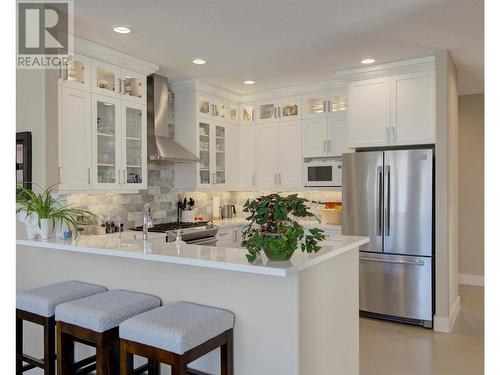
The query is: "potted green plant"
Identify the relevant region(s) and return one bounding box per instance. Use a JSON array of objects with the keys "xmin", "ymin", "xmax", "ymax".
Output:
[
  {"xmin": 242, "ymin": 193, "xmax": 326, "ymax": 262},
  {"xmin": 16, "ymin": 184, "xmax": 98, "ymax": 240}
]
